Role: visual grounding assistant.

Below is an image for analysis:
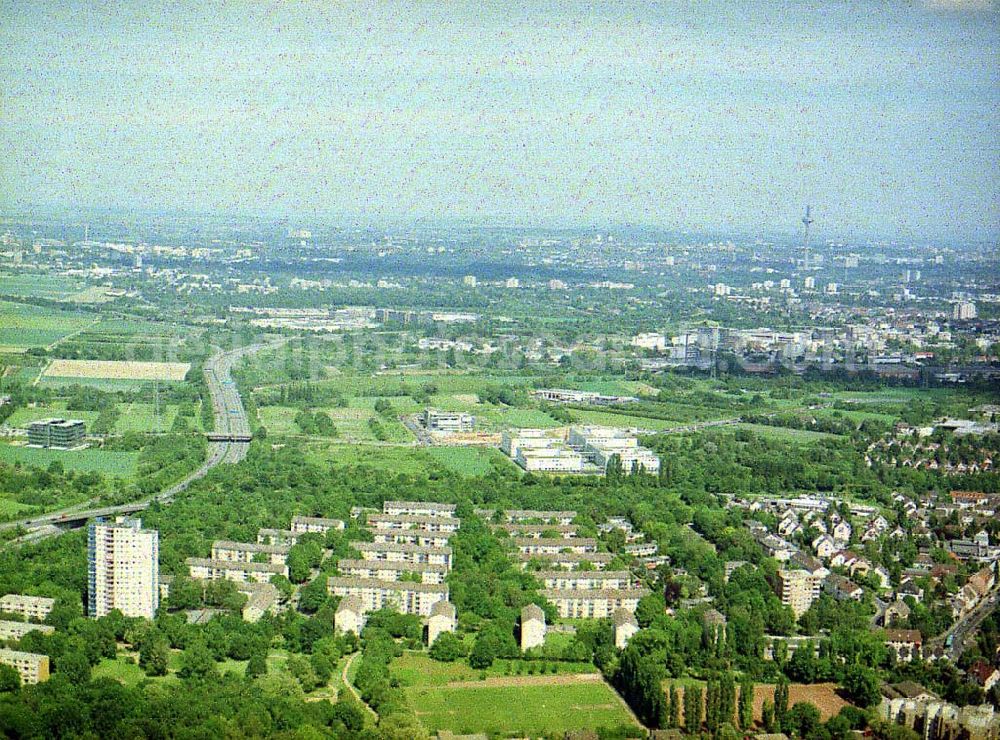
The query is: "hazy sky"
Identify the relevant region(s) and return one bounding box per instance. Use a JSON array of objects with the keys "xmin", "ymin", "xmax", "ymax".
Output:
[{"xmin": 1, "ymin": 1, "xmax": 997, "ymax": 238}]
